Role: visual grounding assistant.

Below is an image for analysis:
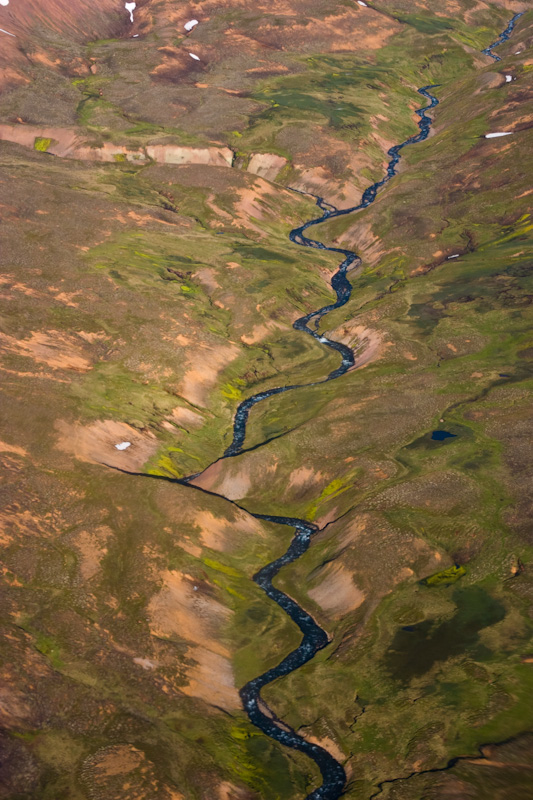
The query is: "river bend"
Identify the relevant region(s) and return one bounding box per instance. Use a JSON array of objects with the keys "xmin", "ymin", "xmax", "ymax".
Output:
[{"xmin": 154, "ymin": 13, "xmax": 521, "ymax": 798}]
